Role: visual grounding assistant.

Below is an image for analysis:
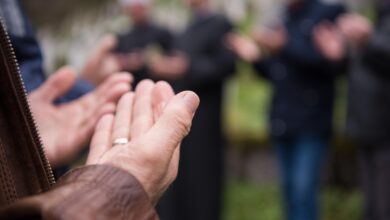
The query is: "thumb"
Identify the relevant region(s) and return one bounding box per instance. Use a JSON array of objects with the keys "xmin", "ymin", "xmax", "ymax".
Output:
[
  {"xmin": 34, "ymin": 67, "xmax": 77, "ymax": 102},
  {"xmin": 143, "ymin": 91, "xmax": 200, "ymax": 154}
]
